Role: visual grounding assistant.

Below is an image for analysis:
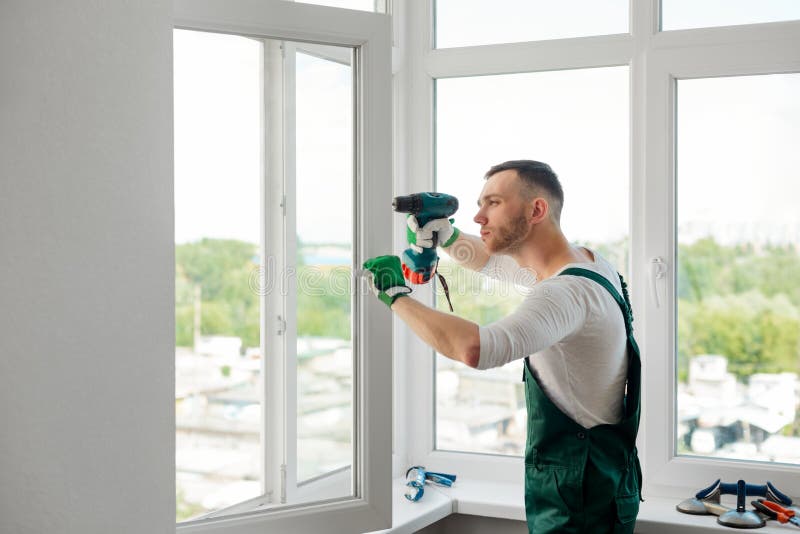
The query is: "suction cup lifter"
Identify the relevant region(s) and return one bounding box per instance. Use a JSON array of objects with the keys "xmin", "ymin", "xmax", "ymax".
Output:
[{"xmin": 716, "ymin": 480, "xmax": 765, "ymax": 529}]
